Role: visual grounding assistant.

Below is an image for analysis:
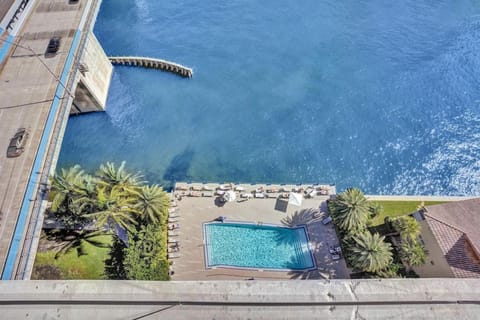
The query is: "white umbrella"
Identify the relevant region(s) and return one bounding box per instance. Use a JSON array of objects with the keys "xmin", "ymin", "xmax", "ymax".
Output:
[
  {"xmin": 288, "ymin": 192, "xmax": 303, "ymax": 206},
  {"xmin": 223, "ymin": 190, "xmax": 237, "ymax": 202}
]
